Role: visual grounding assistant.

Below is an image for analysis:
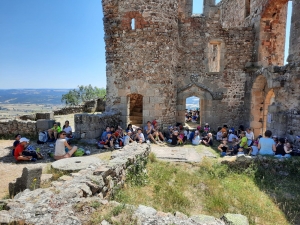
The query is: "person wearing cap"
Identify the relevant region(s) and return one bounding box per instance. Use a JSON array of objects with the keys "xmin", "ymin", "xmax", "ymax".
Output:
[
  {"xmin": 123, "ymin": 130, "xmax": 134, "ymax": 146},
  {"xmin": 14, "ymin": 137, "xmax": 37, "ymax": 162},
  {"xmin": 54, "ymin": 131, "xmax": 78, "ymax": 160},
  {"xmin": 48, "ymin": 123, "xmax": 61, "ymax": 140}
]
